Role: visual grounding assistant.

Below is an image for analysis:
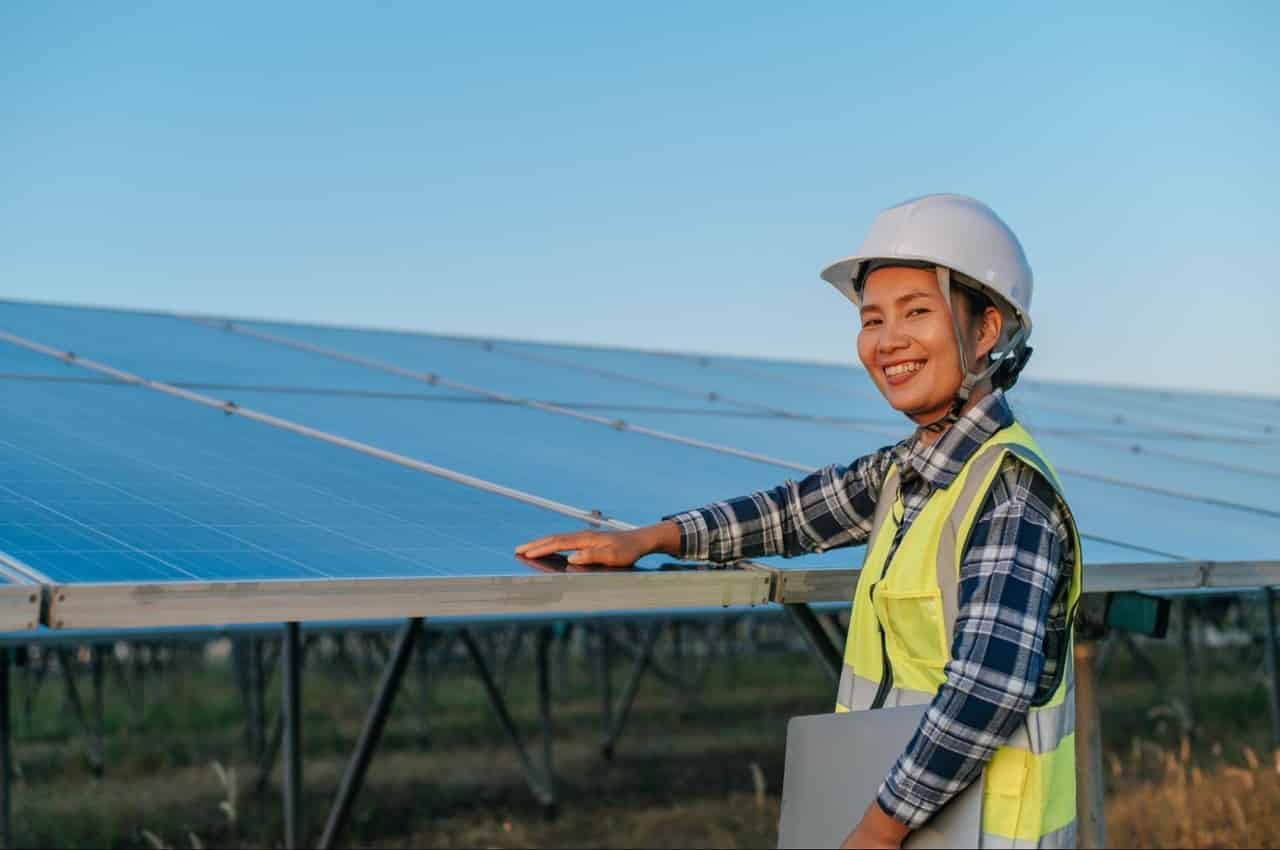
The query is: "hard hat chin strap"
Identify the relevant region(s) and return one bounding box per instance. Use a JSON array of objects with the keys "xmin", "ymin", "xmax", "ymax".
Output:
[{"xmin": 917, "ymin": 267, "xmax": 1028, "ymax": 435}]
